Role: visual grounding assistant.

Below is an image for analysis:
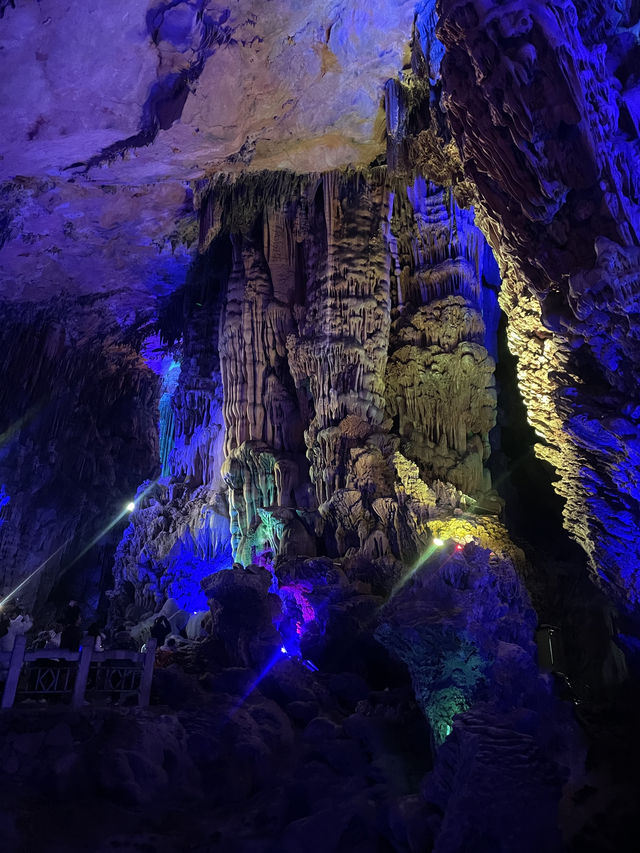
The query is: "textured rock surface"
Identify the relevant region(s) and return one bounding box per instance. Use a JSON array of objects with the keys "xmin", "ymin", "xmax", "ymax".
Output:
[
  {"xmin": 0, "ymin": 179, "xmax": 195, "ymax": 305},
  {"xmin": 192, "ymin": 170, "xmax": 502, "ymax": 580},
  {"xmin": 0, "ymin": 298, "xmax": 160, "ymax": 611},
  {"xmin": 112, "ymin": 253, "xmax": 232, "ymax": 614},
  {"xmin": 376, "ymin": 542, "xmax": 584, "ymax": 853},
  {"xmin": 385, "ymin": 179, "xmax": 498, "ymax": 496},
  {"xmin": 0, "ymin": 0, "xmax": 415, "ymax": 181},
  {"xmin": 0, "ymin": 557, "xmax": 603, "ymax": 853},
  {"xmin": 437, "ymin": 0, "xmax": 640, "ymax": 613},
  {"xmin": 376, "ymin": 542, "xmax": 538, "ymax": 743}
]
